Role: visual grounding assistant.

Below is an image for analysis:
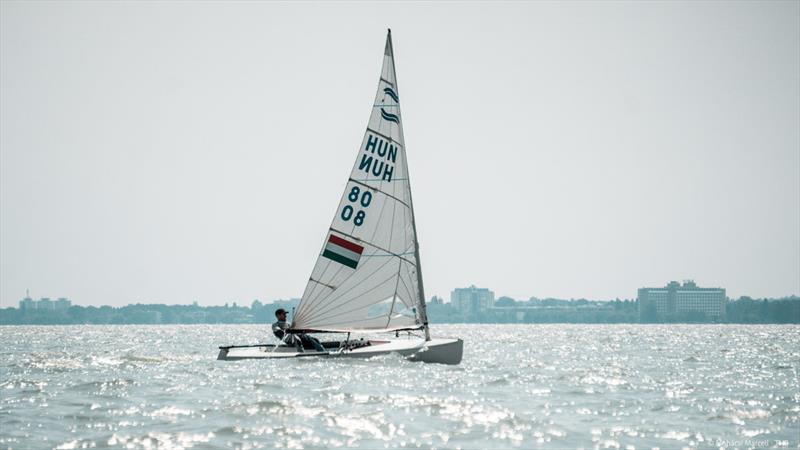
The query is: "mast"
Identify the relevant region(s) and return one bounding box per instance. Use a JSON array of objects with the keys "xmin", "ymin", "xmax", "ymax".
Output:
[
  {"xmin": 411, "ymin": 180, "xmax": 431, "ymax": 342},
  {"xmin": 387, "ymin": 29, "xmax": 431, "ymax": 341}
]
